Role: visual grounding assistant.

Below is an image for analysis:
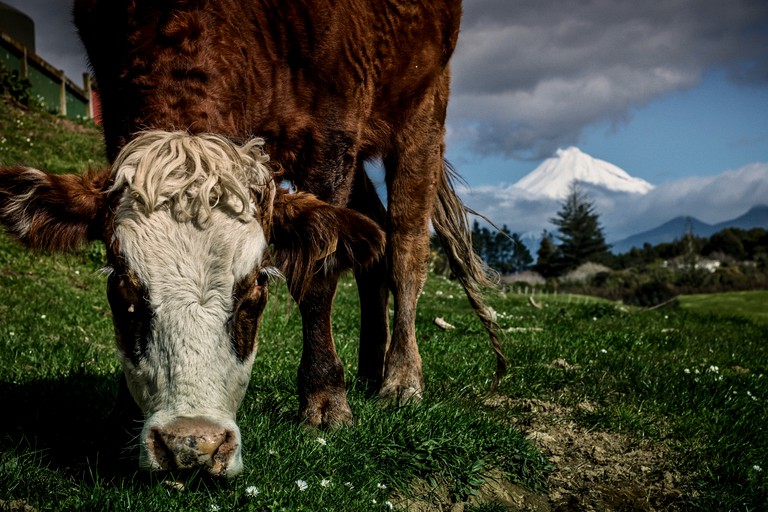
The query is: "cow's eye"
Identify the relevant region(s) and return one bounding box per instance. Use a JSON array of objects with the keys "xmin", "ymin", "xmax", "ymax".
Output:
[{"xmin": 256, "ymin": 266, "xmax": 282, "ymax": 287}]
